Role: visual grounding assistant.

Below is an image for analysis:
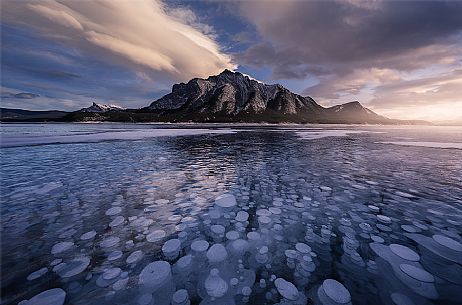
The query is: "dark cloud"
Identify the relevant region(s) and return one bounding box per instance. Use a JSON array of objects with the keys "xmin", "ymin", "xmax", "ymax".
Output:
[
  {"xmin": 236, "ymin": 1, "xmax": 462, "ymax": 79},
  {"xmin": 1, "ymin": 92, "xmax": 40, "ymax": 99}
]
